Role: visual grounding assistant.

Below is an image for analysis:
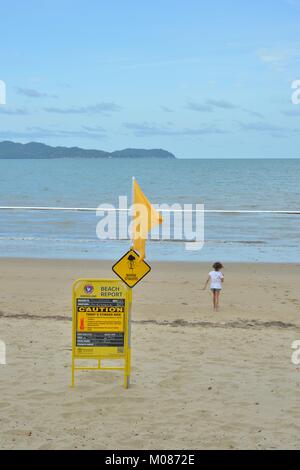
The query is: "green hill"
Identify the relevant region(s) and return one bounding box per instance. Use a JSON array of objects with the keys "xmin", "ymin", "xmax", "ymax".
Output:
[{"xmin": 0, "ymin": 141, "xmax": 176, "ymax": 159}]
